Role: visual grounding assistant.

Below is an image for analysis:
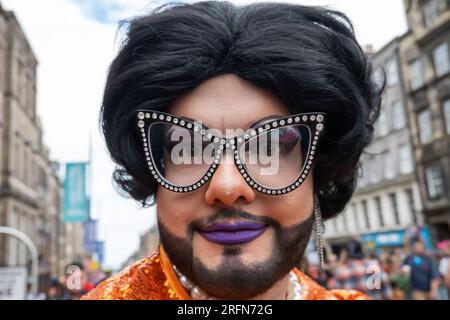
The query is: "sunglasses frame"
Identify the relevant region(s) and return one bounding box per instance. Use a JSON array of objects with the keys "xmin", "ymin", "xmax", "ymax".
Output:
[{"xmin": 137, "ymin": 110, "xmax": 326, "ymax": 195}]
